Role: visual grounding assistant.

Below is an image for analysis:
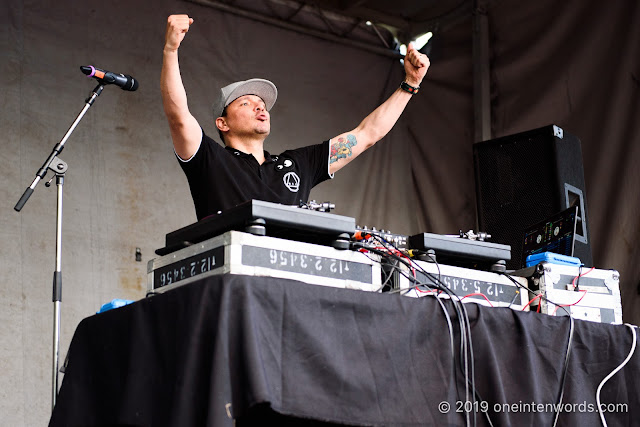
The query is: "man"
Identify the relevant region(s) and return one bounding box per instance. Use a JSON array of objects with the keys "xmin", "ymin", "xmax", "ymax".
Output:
[{"xmin": 161, "ymin": 14, "xmax": 429, "ymax": 221}]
